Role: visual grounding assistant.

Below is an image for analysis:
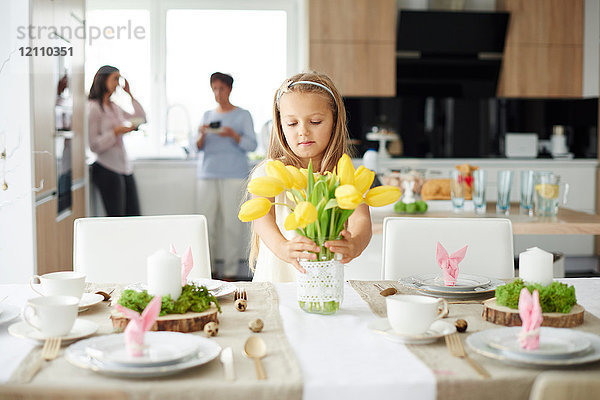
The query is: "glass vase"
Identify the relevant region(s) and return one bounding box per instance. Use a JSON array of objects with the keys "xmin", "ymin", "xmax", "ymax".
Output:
[{"xmin": 296, "ymin": 235, "xmax": 344, "ymax": 315}]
